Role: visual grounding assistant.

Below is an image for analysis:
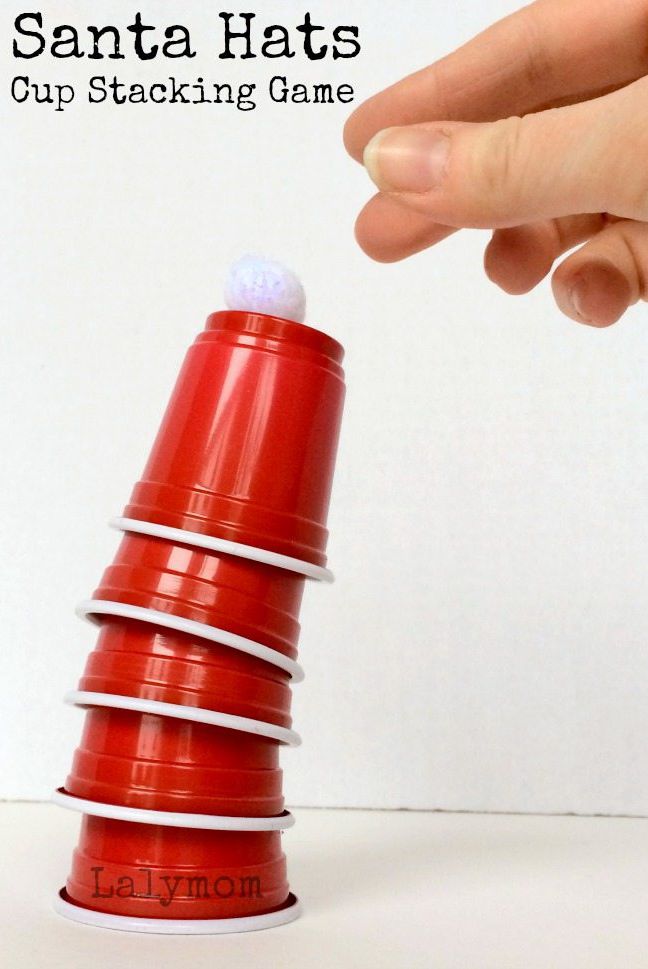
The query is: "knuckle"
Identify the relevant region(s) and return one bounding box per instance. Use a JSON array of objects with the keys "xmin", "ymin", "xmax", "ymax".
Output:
[
  {"xmin": 516, "ymin": 8, "xmax": 554, "ymax": 94},
  {"xmin": 425, "ymin": 59, "xmax": 451, "ymax": 120},
  {"xmin": 597, "ymin": 84, "xmax": 648, "ymax": 219},
  {"xmin": 471, "ymin": 115, "xmax": 528, "ymax": 215},
  {"xmin": 616, "ymin": 132, "xmax": 648, "ymax": 220}
]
